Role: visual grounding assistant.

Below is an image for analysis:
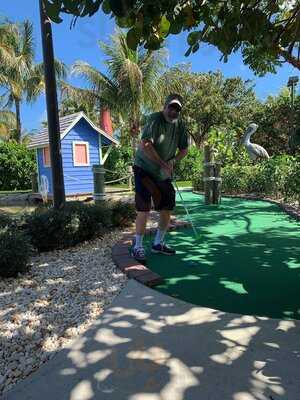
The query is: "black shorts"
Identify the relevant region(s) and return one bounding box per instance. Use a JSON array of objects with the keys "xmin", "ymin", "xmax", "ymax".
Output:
[{"xmin": 133, "ymin": 165, "xmax": 176, "ymax": 212}]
